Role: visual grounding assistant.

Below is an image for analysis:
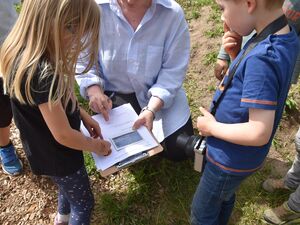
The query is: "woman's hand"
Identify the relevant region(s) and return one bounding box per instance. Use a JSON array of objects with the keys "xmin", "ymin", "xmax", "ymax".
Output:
[
  {"xmin": 132, "ymin": 110, "xmax": 154, "ymax": 131},
  {"xmin": 87, "ymin": 85, "xmax": 112, "ymax": 121},
  {"xmin": 80, "ymin": 108, "xmax": 102, "ymax": 138},
  {"xmin": 222, "ymin": 23, "xmax": 242, "ymax": 60},
  {"xmin": 132, "ymin": 96, "xmax": 162, "ymax": 131},
  {"xmin": 196, "ymin": 107, "xmax": 217, "ymax": 137}
]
